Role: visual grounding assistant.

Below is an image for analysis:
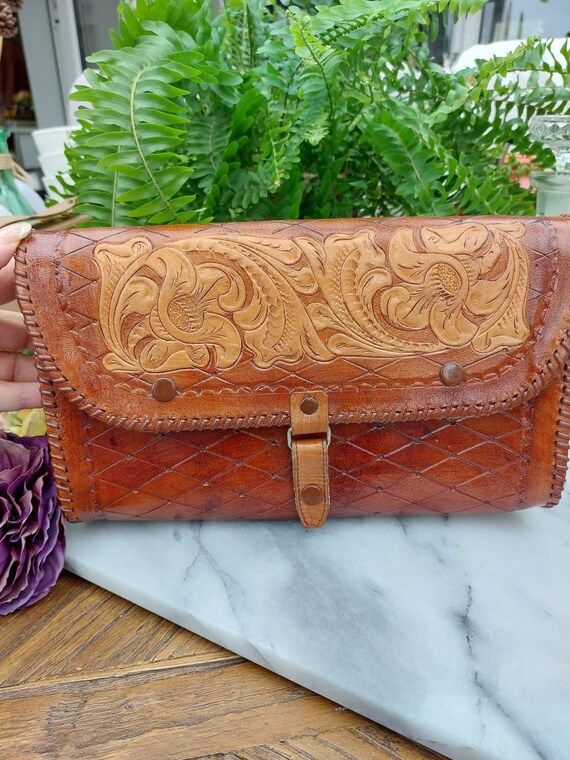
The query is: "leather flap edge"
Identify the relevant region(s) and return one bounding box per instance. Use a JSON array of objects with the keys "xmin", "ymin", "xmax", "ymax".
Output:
[{"xmin": 15, "ymin": 216, "xmax": 570, "ymax": 433}]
